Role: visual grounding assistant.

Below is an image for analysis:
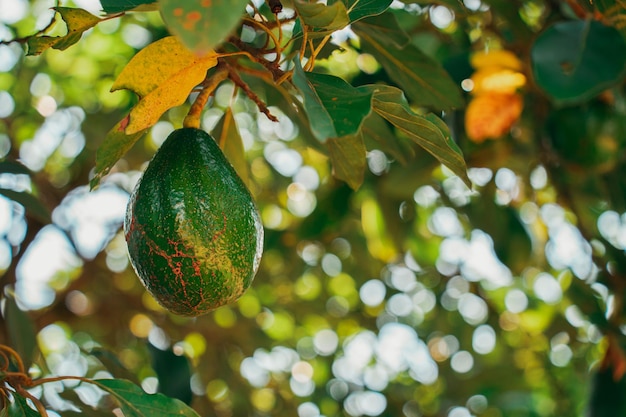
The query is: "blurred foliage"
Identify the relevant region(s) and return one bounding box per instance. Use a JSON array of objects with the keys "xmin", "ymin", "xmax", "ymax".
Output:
[{"xmin": 0, "ymin": 0, "xmax": 626, "ymax": 416}]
